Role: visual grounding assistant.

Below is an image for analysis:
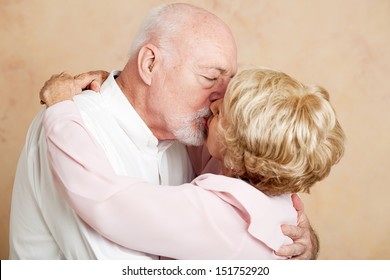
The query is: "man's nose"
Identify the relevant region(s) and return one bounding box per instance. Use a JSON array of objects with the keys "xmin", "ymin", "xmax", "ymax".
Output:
[
  {"xmin": 209, "ymin": 78, "xmax": 229, "ymax": 102},
  {"xmin": 209, "ymin": 91, "xmax": 224, "ymax": 102}
]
